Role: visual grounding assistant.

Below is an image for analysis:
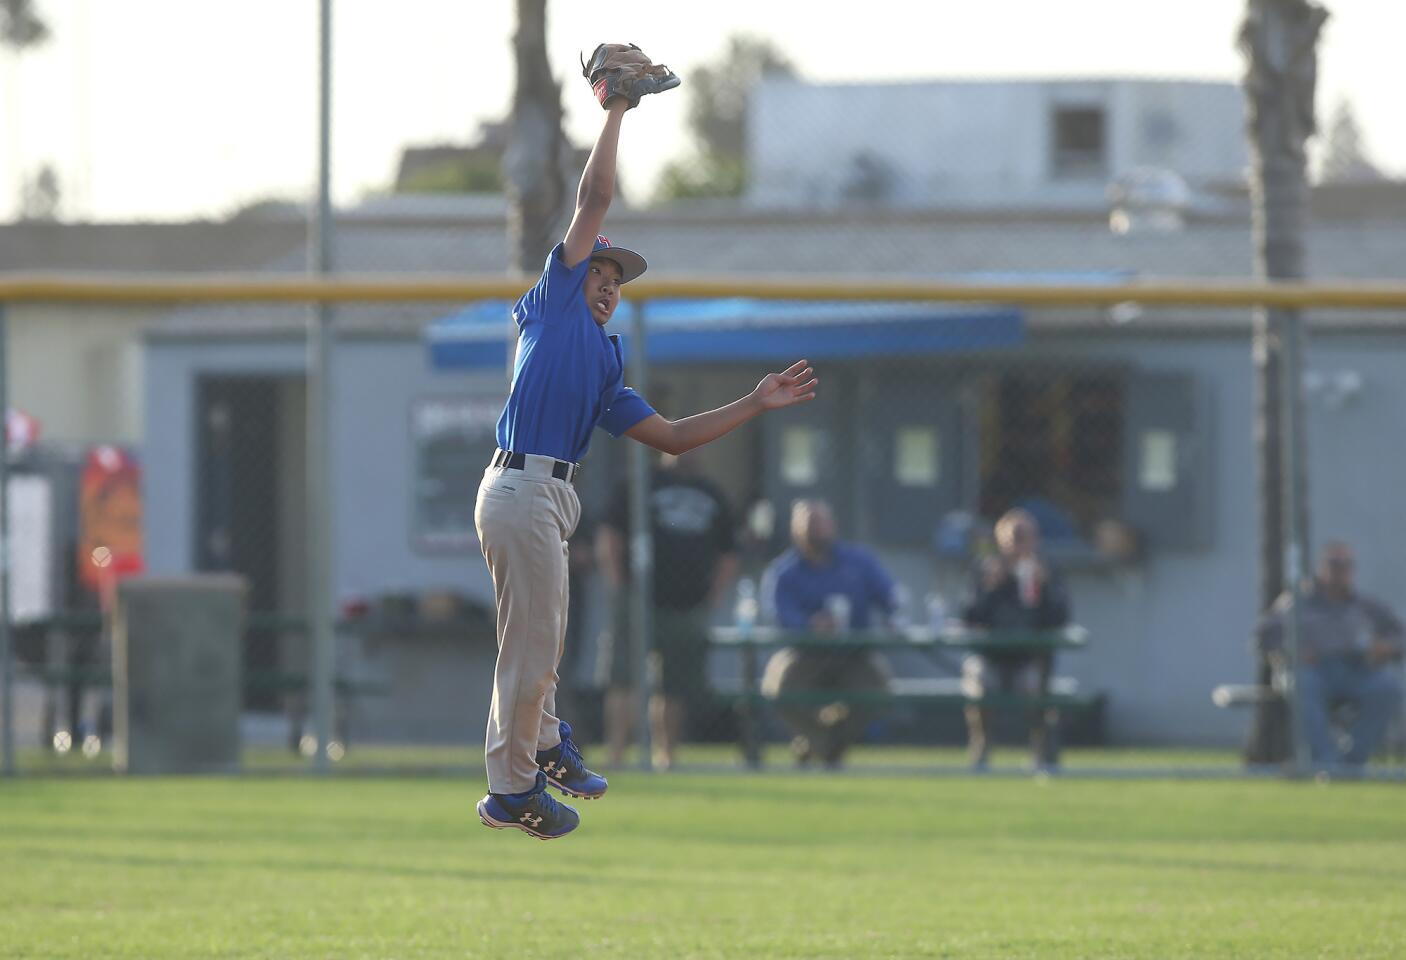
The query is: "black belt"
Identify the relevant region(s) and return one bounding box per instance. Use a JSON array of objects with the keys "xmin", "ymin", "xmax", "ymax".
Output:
[{"xmin": 492, "ymin": 448, "xmax": 579, "ymax": 483}]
